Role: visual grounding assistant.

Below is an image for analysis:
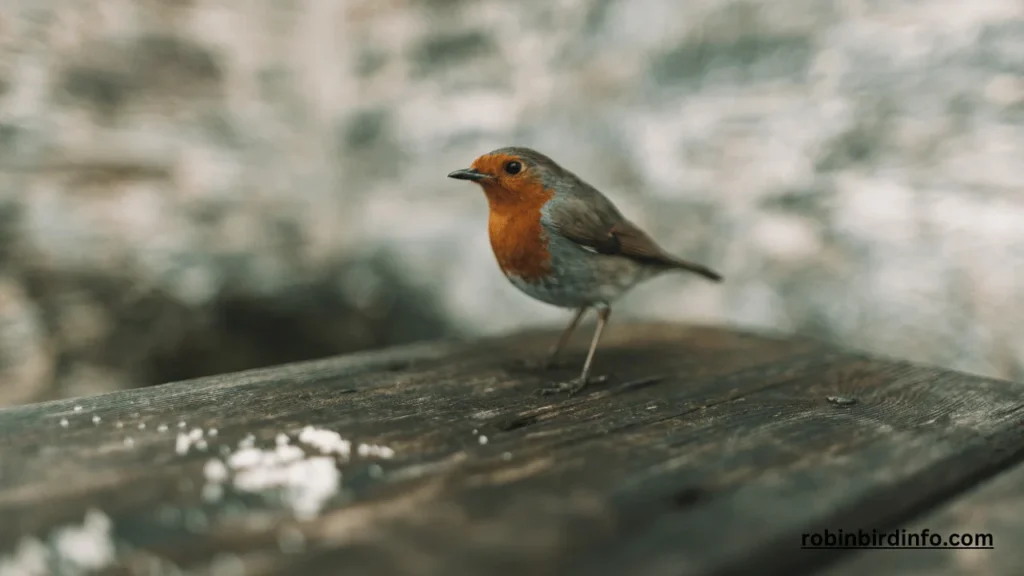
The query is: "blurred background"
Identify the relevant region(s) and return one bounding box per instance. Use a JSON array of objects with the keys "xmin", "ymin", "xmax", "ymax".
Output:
[{"xmin": 0, "ymin": 0, "xmax": 1021, "ymax": 406}]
